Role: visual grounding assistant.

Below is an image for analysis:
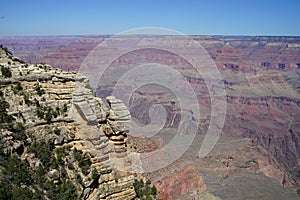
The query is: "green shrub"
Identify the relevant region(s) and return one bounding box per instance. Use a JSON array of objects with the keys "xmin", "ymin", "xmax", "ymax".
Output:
[
  {"xmin": 46, "ymin": 180, "xmax": 78, "ymax": 200},
  {"xmin": 44, "ymin": 108, "xmax": 53, "ymax": 123},
  {"xmin": 1, "ymin": 65, "xmax": 12, "ymax": 78},
  {"xmin": 146, "ymin": 179, "xmax": 151, "ymax": 186},
  {"xmin": 78, "ymin": 156, "xmax": 91, "ymax": 175},
  {"xmin": 11, "ymin": 122, "xmax": 27, "ymax": 141},
  {"xmin": 36, "ymin": 106, "xmax": 59, "ymax": 123},
  {"xmin": 0, "ymin": 154, "xmax": 39, "ymax": 200},
  {"xmin": 62, "ymin": 103, "xmax": 68, "ymax": 113},
  {"xmin": 1, "ymin": 155, "xmax": 32, "ymax": 186},
  {"xmin": 56, "ymin": 147, "xmax": 68, "ymax": 166},
  {"xmin": 0, "ymin": 184, "xmax": 38, "ymax": 200},
  {"xmin": 23, "ymin": 93, "xmax": 31, "ymax": 106},
  {"xmin": 55, "ymin": 106, "xmax": 60, "ymax": 115},
  {"xmin": 11, "ymin": 57, "xmax": 25, "ymax": 64},
  {"xmin": 28, "ymin": 139, "xmax": 55, "ymax": 169},
  {"xmin": 91, "ymin": 168, "xmax": 99, "ymax": 181},
  {"xmin": 35, "ymin": 84, "xmax": 45, "ymax": 96},
  {"xmin": 54, "ymin": 128, "xmax": 61, "ymax": 135},
  {"xmin": 0, "ymin": 138, "xmax": 79, "ymax": 200},
  {"xmin": 134, "ymin": 179, "xmax": 157, "ymax": 199},
  {"xmin": 2, "ymin": 46, "xmax": 13, "ymax": 55},
  {"xmin": 0, "ymin": 144, "xmax": 4, "ymax": 156},
  {"xmin": 73, "ymin": 148, "xmax": 91, "ymax": 175},
  {"xmin": 0, "ymin": 183, "xmax": 12, "ymax": 200},
  {"xmin": 236, "ymin": 160, "xmax": 257, "ymax": 169},
  {"xmin": 10, "ymin": 187, "xmax": 34, "ymax": 200},
  {"xmin": 34, "ymin": 166, "xmax": 47, "ymax": 185},
  {"xmin": 0, "ymin": 96, "xmax": 13, "ymax": 125},
  {"xmin": 52, "ymin": 110, "xmax": 58, "ymax": 118},
  {"xmin": 0, "ymin": 96, "xmax": 9, "ymax": 112},
  {"xmin": 36, "ymin": 107, "xmax": 44, "ymax": 118},
  {"xmin": 34, "ymin": 98, "xmax": 40, "ymax": 107},
  {"xmin": 73, "ymin": 148, "xmax": 83, "ymax": 161},
  {"xmin": 12, "ymin": 82, "xmax": 23, "ymax": 94},
  {"xmin": 151, "ymin": 186, "xmax": 157, "ymax": 196}
]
